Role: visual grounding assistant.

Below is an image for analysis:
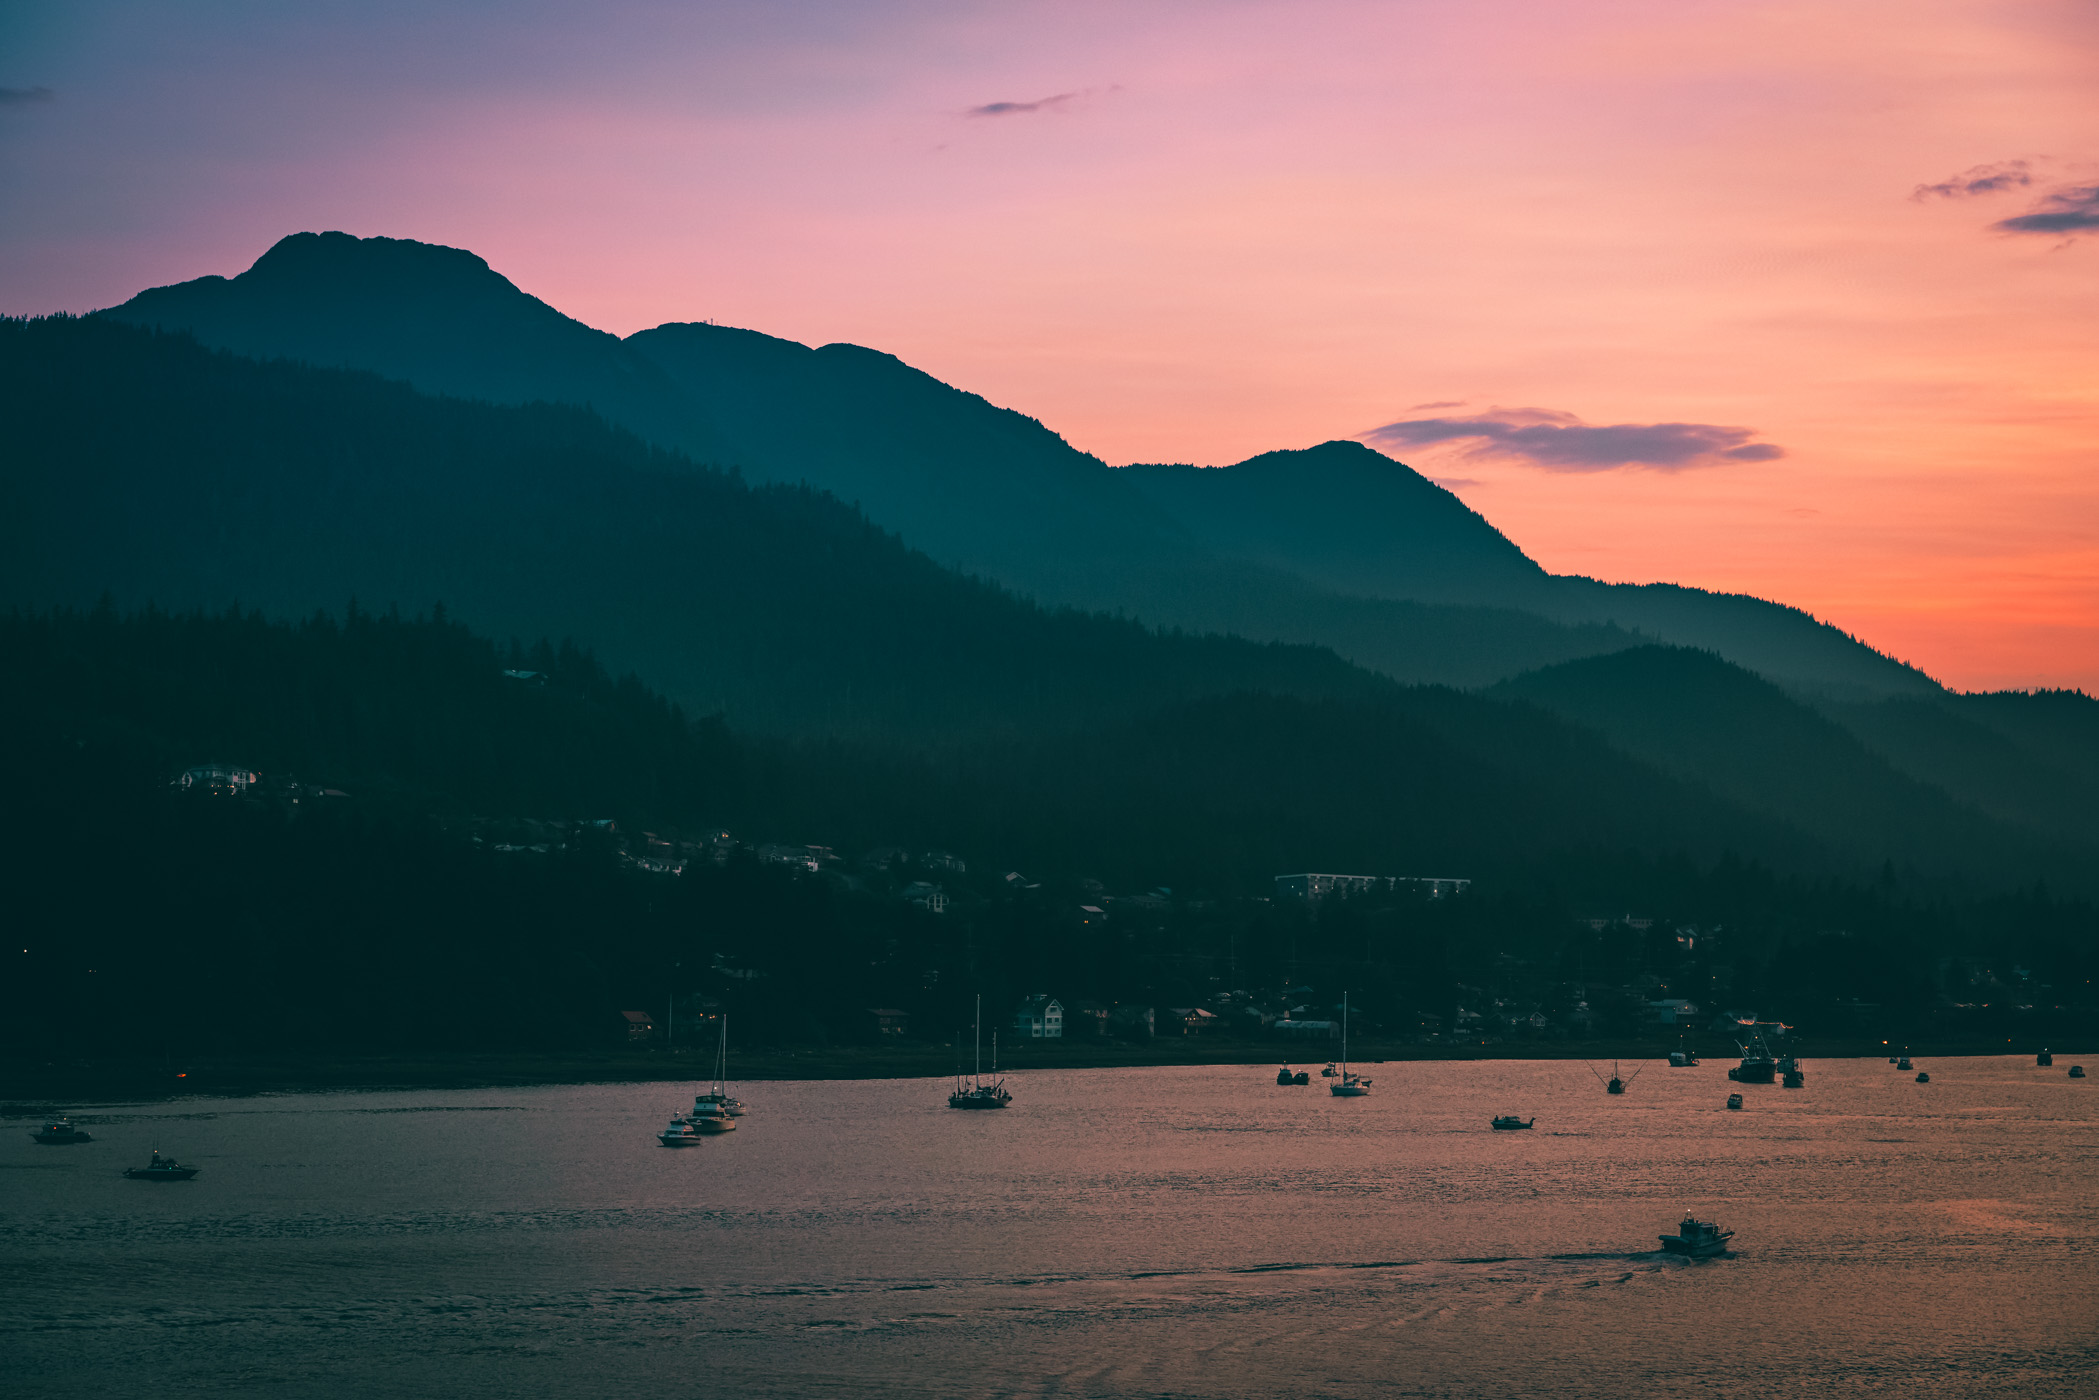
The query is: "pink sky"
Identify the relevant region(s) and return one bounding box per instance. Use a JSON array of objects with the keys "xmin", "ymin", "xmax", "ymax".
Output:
[{"xmin": 3, "ymin": 0, "xmax": 2094, "ymax": 690}]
